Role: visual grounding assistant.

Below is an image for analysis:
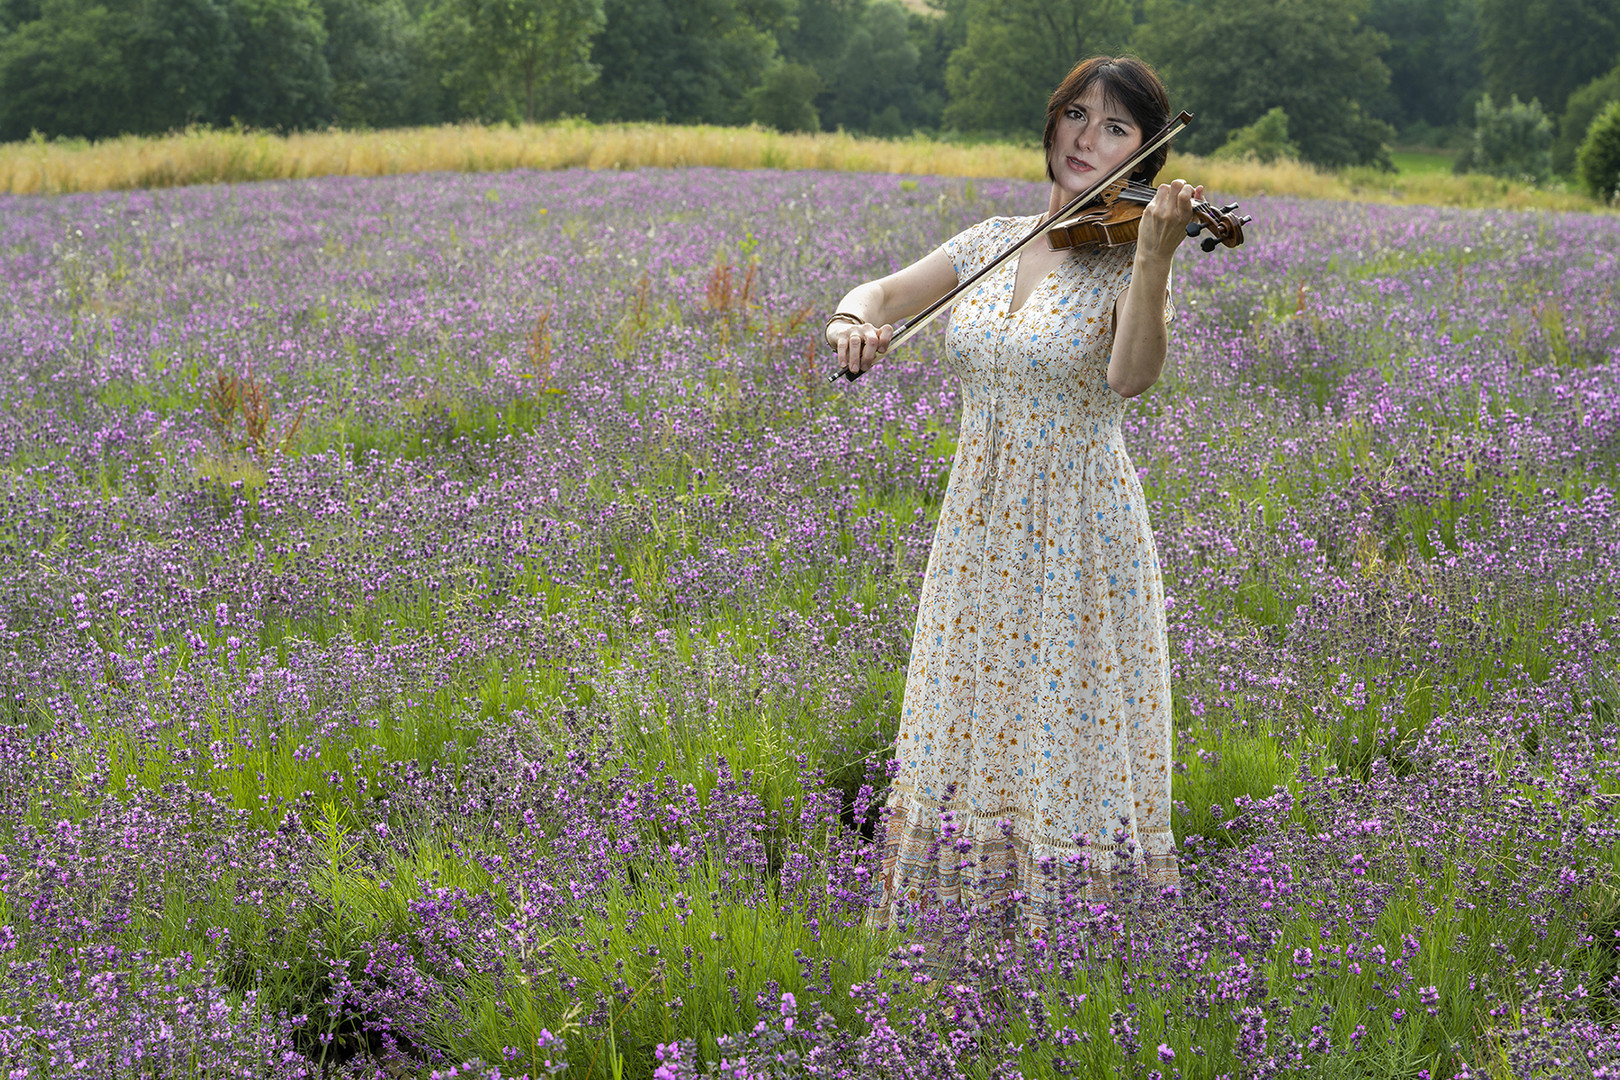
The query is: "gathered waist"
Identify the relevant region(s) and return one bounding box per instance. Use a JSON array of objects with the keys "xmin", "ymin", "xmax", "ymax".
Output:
[{"xmin": 949, "ymin": 414, "xmax": 1140, "ymax": 526}]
